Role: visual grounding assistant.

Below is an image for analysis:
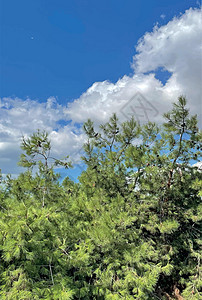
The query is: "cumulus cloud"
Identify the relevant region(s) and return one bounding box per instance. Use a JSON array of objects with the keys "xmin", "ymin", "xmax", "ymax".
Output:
[
  {"xmin": 133, "ymin": 7, "xmax": 202, "ymax": 115},
  {"xmin": 0, "ymin": 7, "xmax": 201, "ymax": 176},
  {"xmin": 66, "ymin": 8, "xmax": 201, "ymax": 126},
  {"xmin": 0, "ymin": 97, "xmax": 62, "ymax": 174}
]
